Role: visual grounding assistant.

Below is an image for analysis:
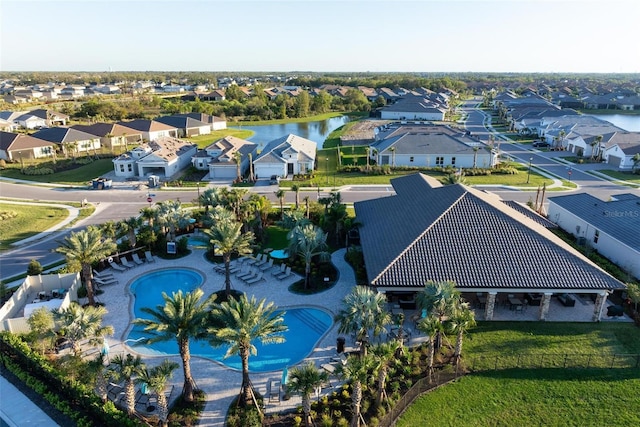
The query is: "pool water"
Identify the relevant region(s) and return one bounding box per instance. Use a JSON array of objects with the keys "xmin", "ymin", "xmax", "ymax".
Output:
[
  {"xmin": 187, "ymin": 235, "xmax": 209, "ymax": 249},
  {"xmin": 127, "ymin": 268, "xmax": 333, "ymax": 372},
  {"xmin": 269, "ymin": 249, "xmax": 289, "ymax": 259}
]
